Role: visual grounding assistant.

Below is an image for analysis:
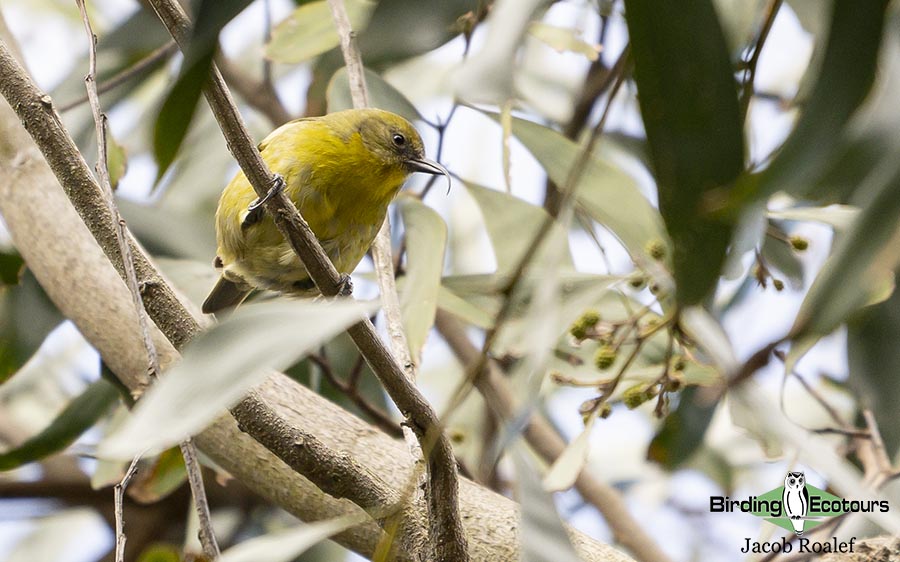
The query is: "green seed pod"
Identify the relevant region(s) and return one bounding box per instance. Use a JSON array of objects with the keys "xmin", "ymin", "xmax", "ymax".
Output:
[
  {"xmin": 789, "ymin": 236, "xmax": 809, "ymax": 251},
  {"xmin": 623, "ymin": 383, "xmax": 652, "ymax": 409},
  {"xmin": 594, "ymin": 345, "xmax": 617, "ymax": 370}
]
